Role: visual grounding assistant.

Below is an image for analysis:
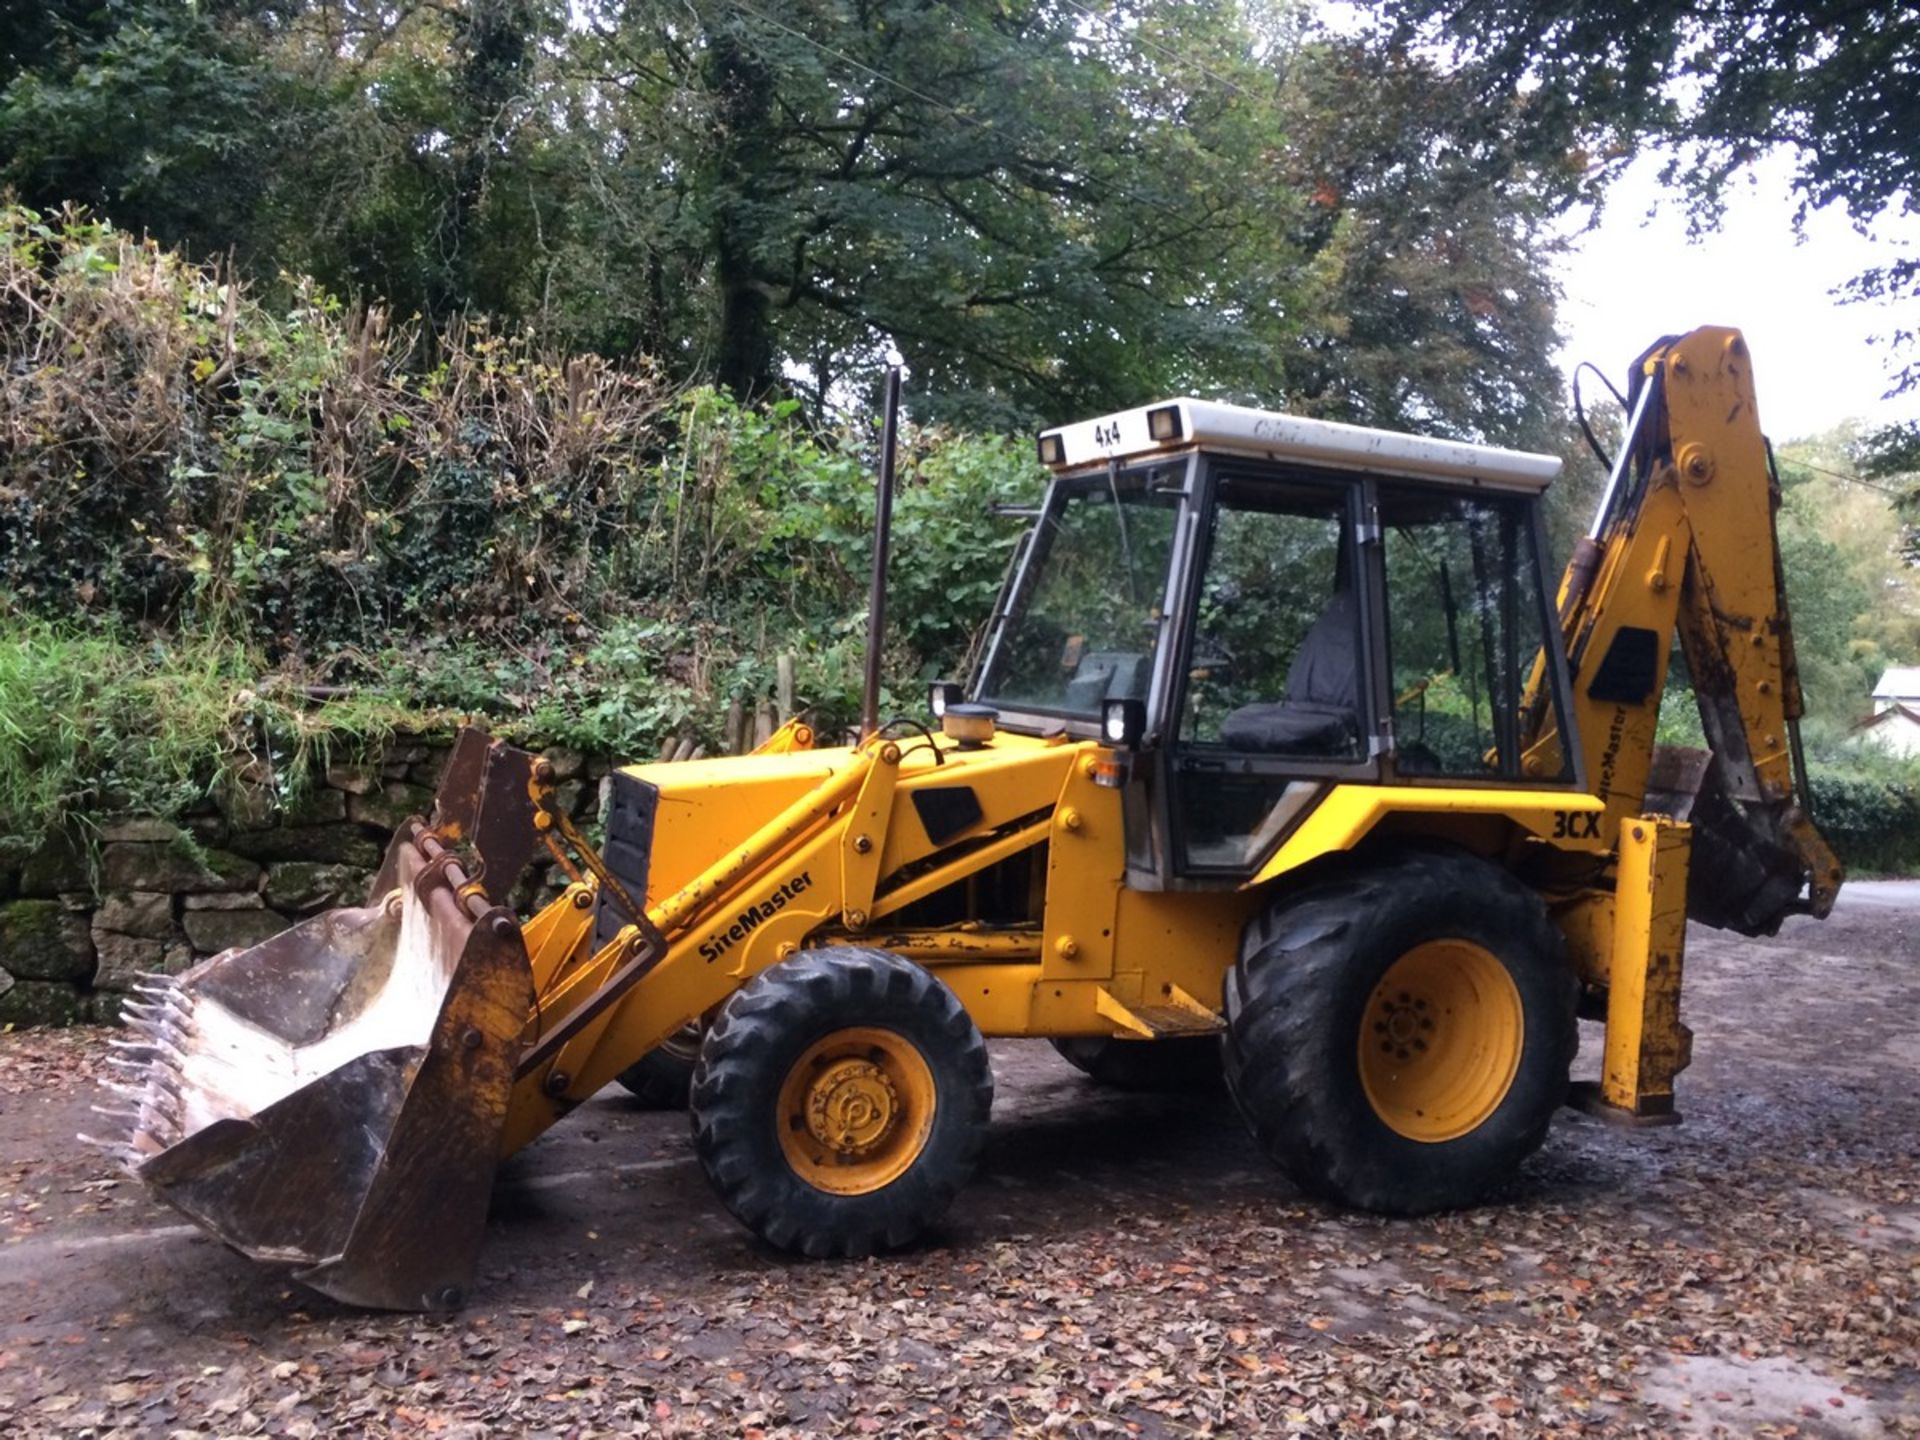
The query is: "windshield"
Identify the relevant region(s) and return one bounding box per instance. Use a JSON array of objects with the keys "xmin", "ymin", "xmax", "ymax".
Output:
[{"xmin": 979, "ymin": 463, "xmax": 1184, "ymax": 718}]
